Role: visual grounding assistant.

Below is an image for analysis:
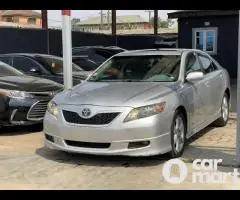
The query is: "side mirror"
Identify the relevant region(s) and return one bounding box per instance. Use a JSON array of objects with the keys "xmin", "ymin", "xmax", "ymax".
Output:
[{"xmin": 186, "ymin": 71, "xmax": 204, "ymax": 82}]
